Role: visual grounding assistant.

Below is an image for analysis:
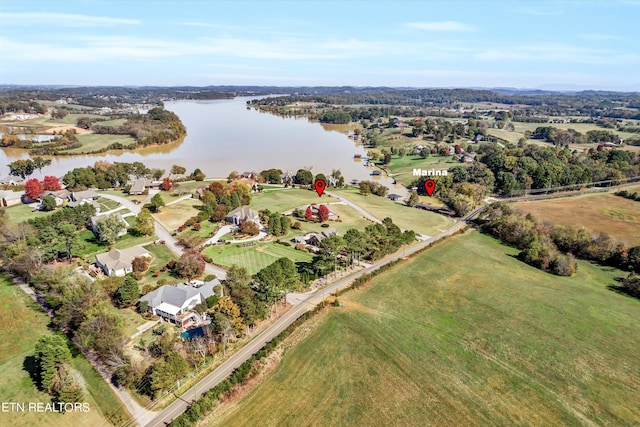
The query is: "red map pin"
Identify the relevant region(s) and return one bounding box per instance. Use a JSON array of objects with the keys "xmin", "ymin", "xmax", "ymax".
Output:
[
  {"xmin": 424, "ymin": 179, "xmax": 436, "ymax": 196},
  {"xmin": 314, "ymin": 179, "xmax": 326, "ymax": 197}
]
